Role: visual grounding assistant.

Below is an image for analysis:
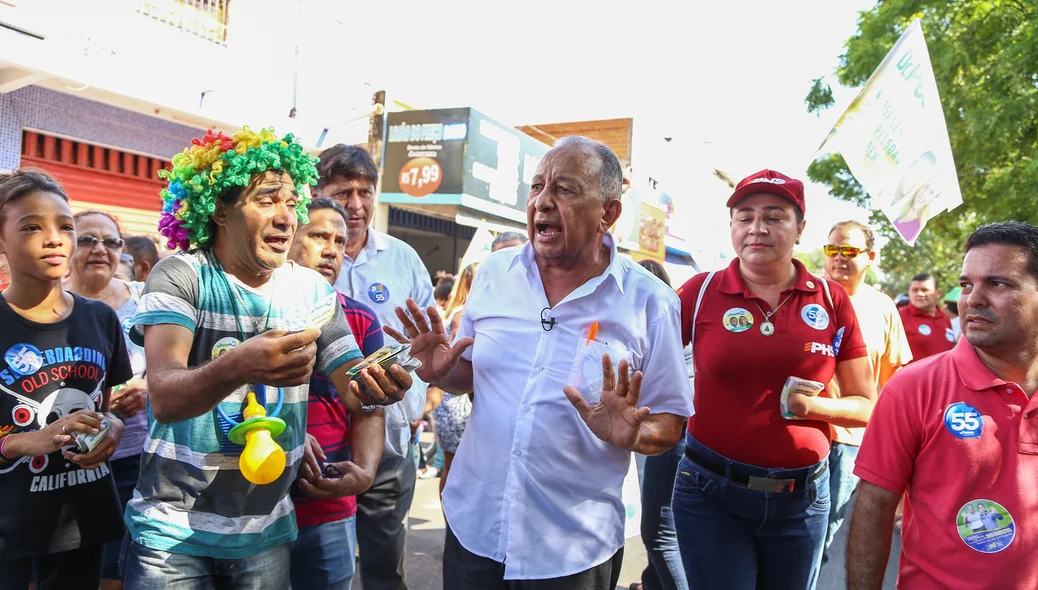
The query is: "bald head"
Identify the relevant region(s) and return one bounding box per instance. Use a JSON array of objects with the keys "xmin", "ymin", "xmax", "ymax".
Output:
[{"xmin": 551, "ymin": 136, "xmax": 623, "ymax": 202}]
